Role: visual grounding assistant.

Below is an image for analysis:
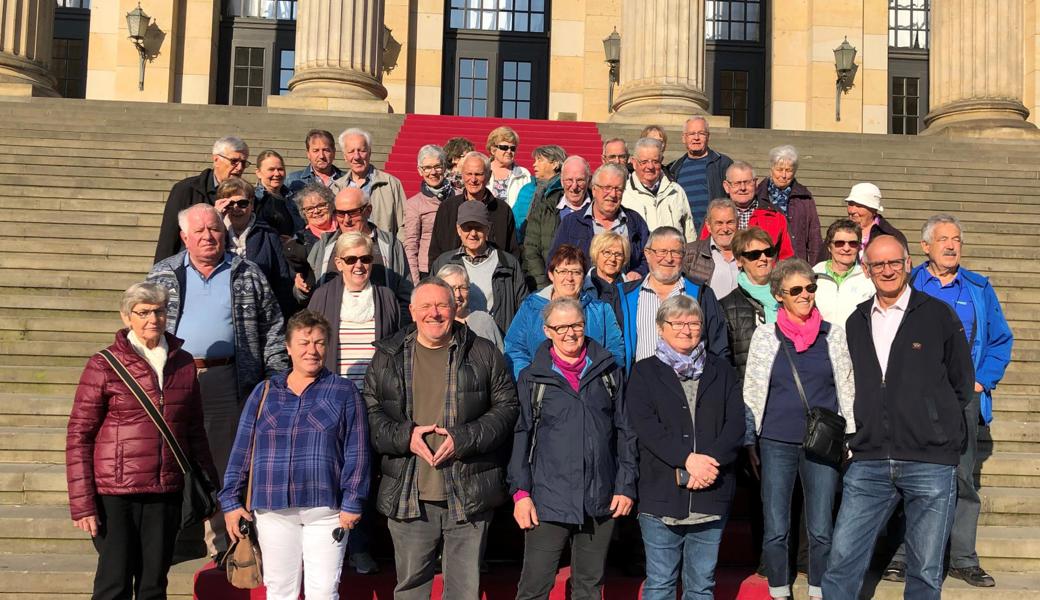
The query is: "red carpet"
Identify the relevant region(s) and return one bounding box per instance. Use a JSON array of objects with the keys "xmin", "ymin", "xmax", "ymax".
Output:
[{"xmin": 382, "ymin": 114, "xmax": 606, "ymax": 197}]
